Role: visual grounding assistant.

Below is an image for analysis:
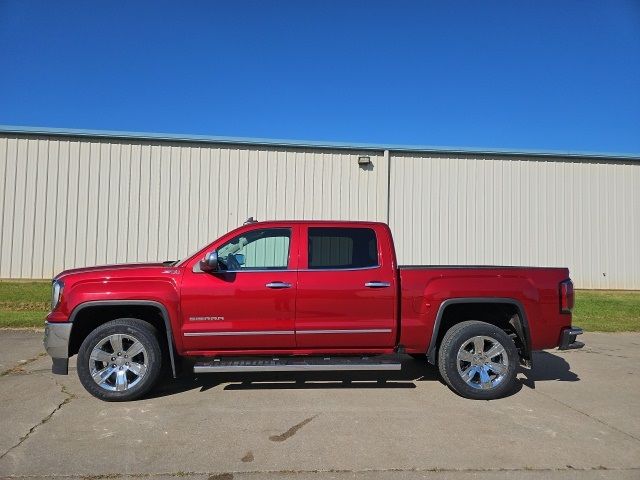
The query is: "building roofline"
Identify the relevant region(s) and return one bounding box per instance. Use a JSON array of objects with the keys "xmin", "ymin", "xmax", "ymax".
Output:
[{"xmin": 1, "ymin": 124, "xmax": 639, "ymax": 162}]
